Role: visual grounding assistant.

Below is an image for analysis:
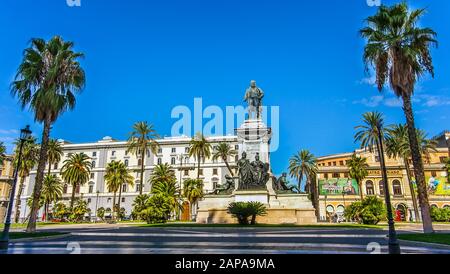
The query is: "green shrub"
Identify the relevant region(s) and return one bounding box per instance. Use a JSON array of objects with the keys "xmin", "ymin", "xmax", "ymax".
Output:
[
  {"xmin": 344, "ymin": 196, "xmax": 386, "ymax": 225},
  {"xmin": 97, "ymin": 207, "xmax": 105, "ymax": 221},
  {"xmin": 431, "ymin": 207, "xmax": 450, "ymax": 222},
  {"xmin": 228, "ymin": 202, "xmax": 267, "ymax": 225},
  {"xmin": 140, "ymin": 194, "xmax": 172, "ymax": 224}
]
